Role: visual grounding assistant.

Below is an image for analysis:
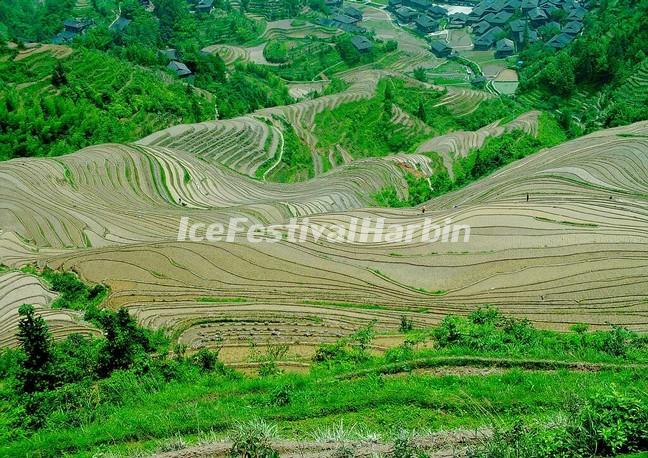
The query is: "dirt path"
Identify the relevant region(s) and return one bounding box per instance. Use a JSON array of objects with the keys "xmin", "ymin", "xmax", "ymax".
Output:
[
  {"xmin": 154, "ymin": 428, "xmax": 490, "ymax": 457},
  {"xmin": 338, "ymin": 355, "xmax": 648, "ymax": 380}
]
